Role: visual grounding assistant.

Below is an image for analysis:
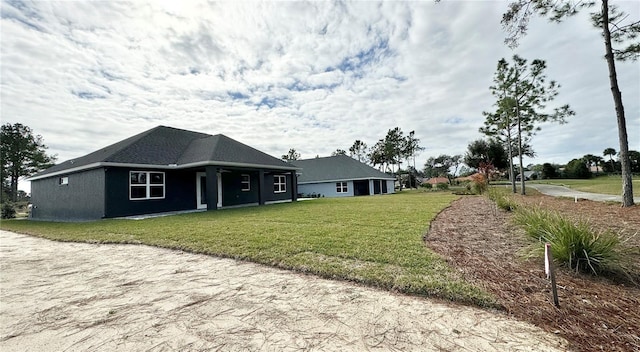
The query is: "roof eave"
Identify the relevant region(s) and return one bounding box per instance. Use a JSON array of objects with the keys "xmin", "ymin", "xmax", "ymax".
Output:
[
  {"xmin": 298, "ymin": 176, "xmax": 395, "ymax": 184},
  {"xmin": 28, "ymin": 161, "xmax": 300, "ymax": 181},
  {"xmin": 178, "ymin": 161, "xmax": 301, "ymax": 171}
]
